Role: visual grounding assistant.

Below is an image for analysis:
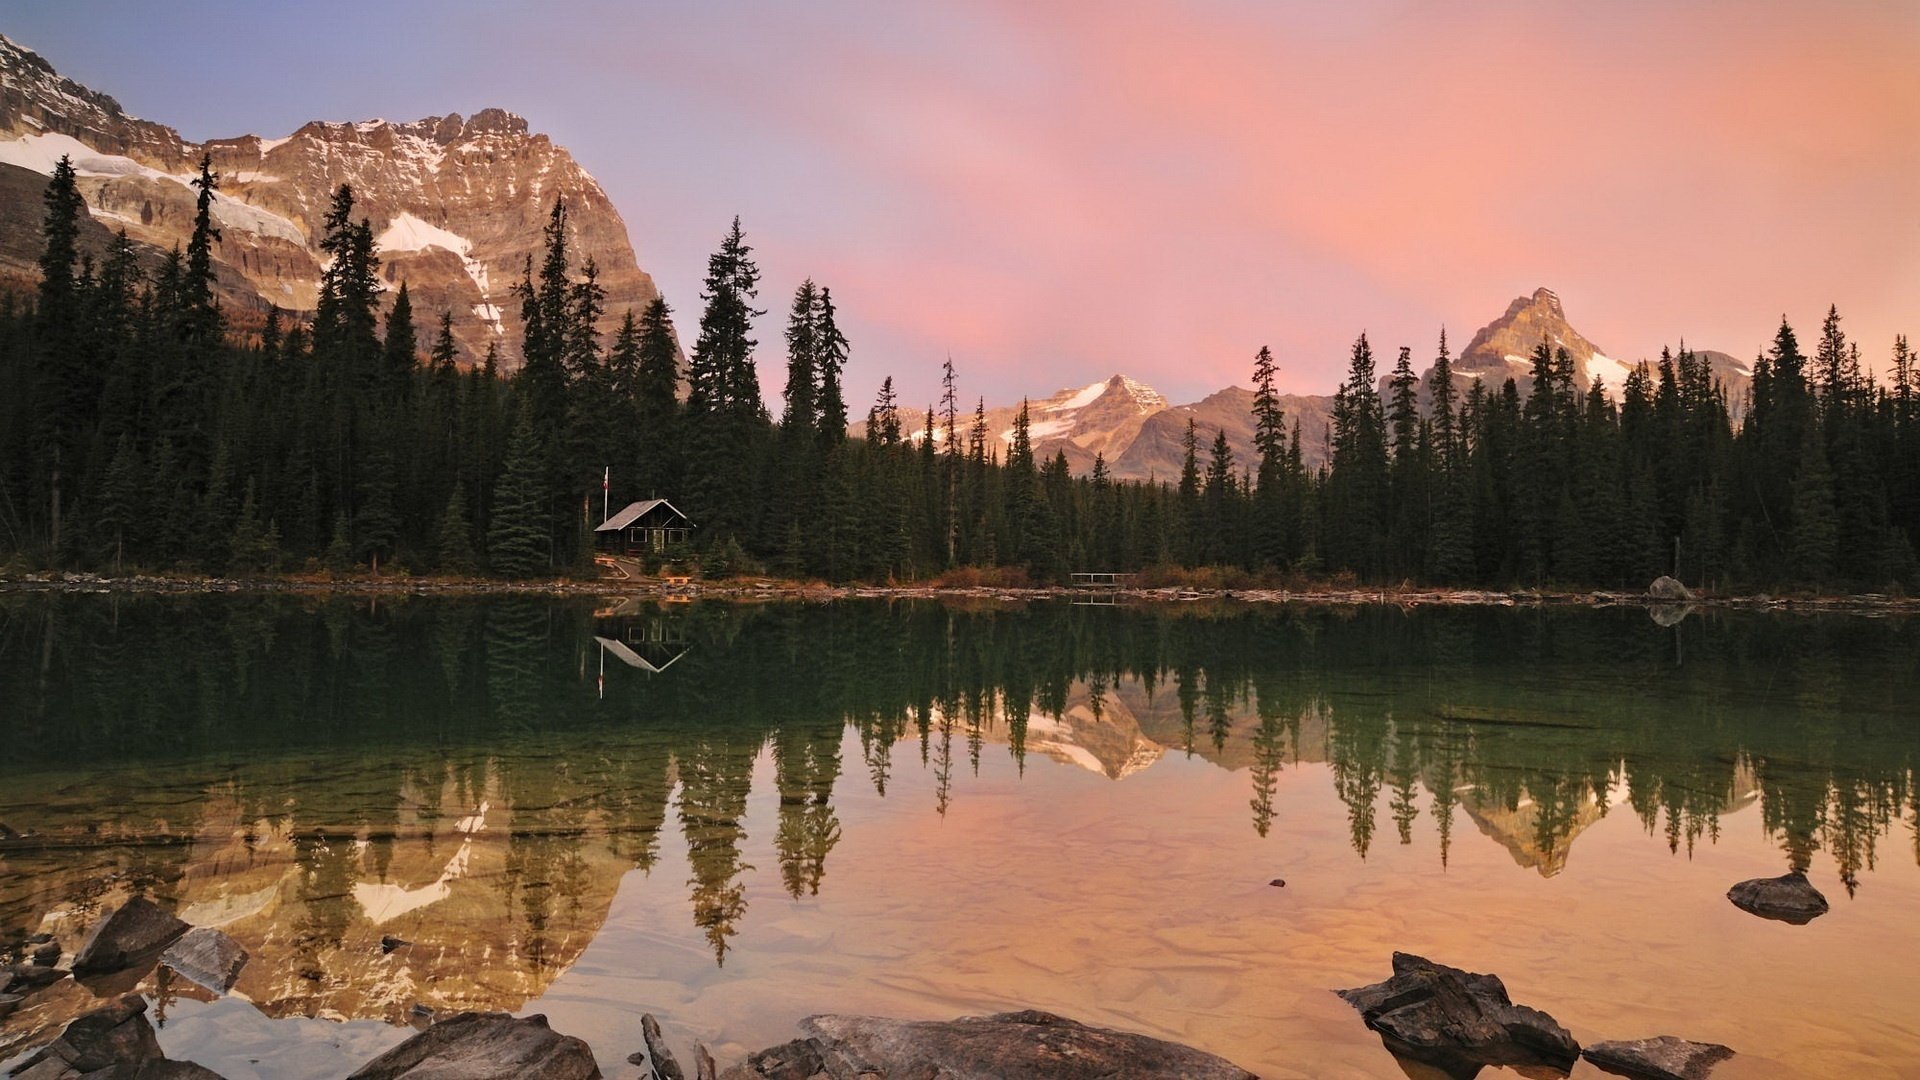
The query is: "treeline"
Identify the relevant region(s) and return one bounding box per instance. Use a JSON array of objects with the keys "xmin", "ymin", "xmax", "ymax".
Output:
[{"xmin": 1, "ymin": 156, "xmax": 1915, "ymax": 590}]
